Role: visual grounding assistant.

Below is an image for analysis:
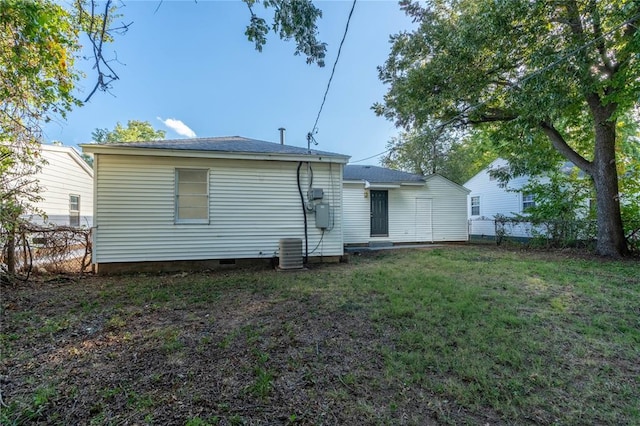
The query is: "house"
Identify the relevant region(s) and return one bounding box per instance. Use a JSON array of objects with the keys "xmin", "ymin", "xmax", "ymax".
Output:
[
  {"xmin": 464, "ymin": 158, "xmax": 551, "ymax": 239},
  {"xmin": 81, "ymin": 136, "xmax": 349, "ymax": 274},
  {"xmin": 342, "ymin": 165, "xmax": 470, "ymax": 246},
  {"xmin": 467, "ymin": 157, "xmax": 639, "ymax": 246},
  {"xmin": 30, "ymin": 144, "xmax": 94, "ymax": 227}
]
